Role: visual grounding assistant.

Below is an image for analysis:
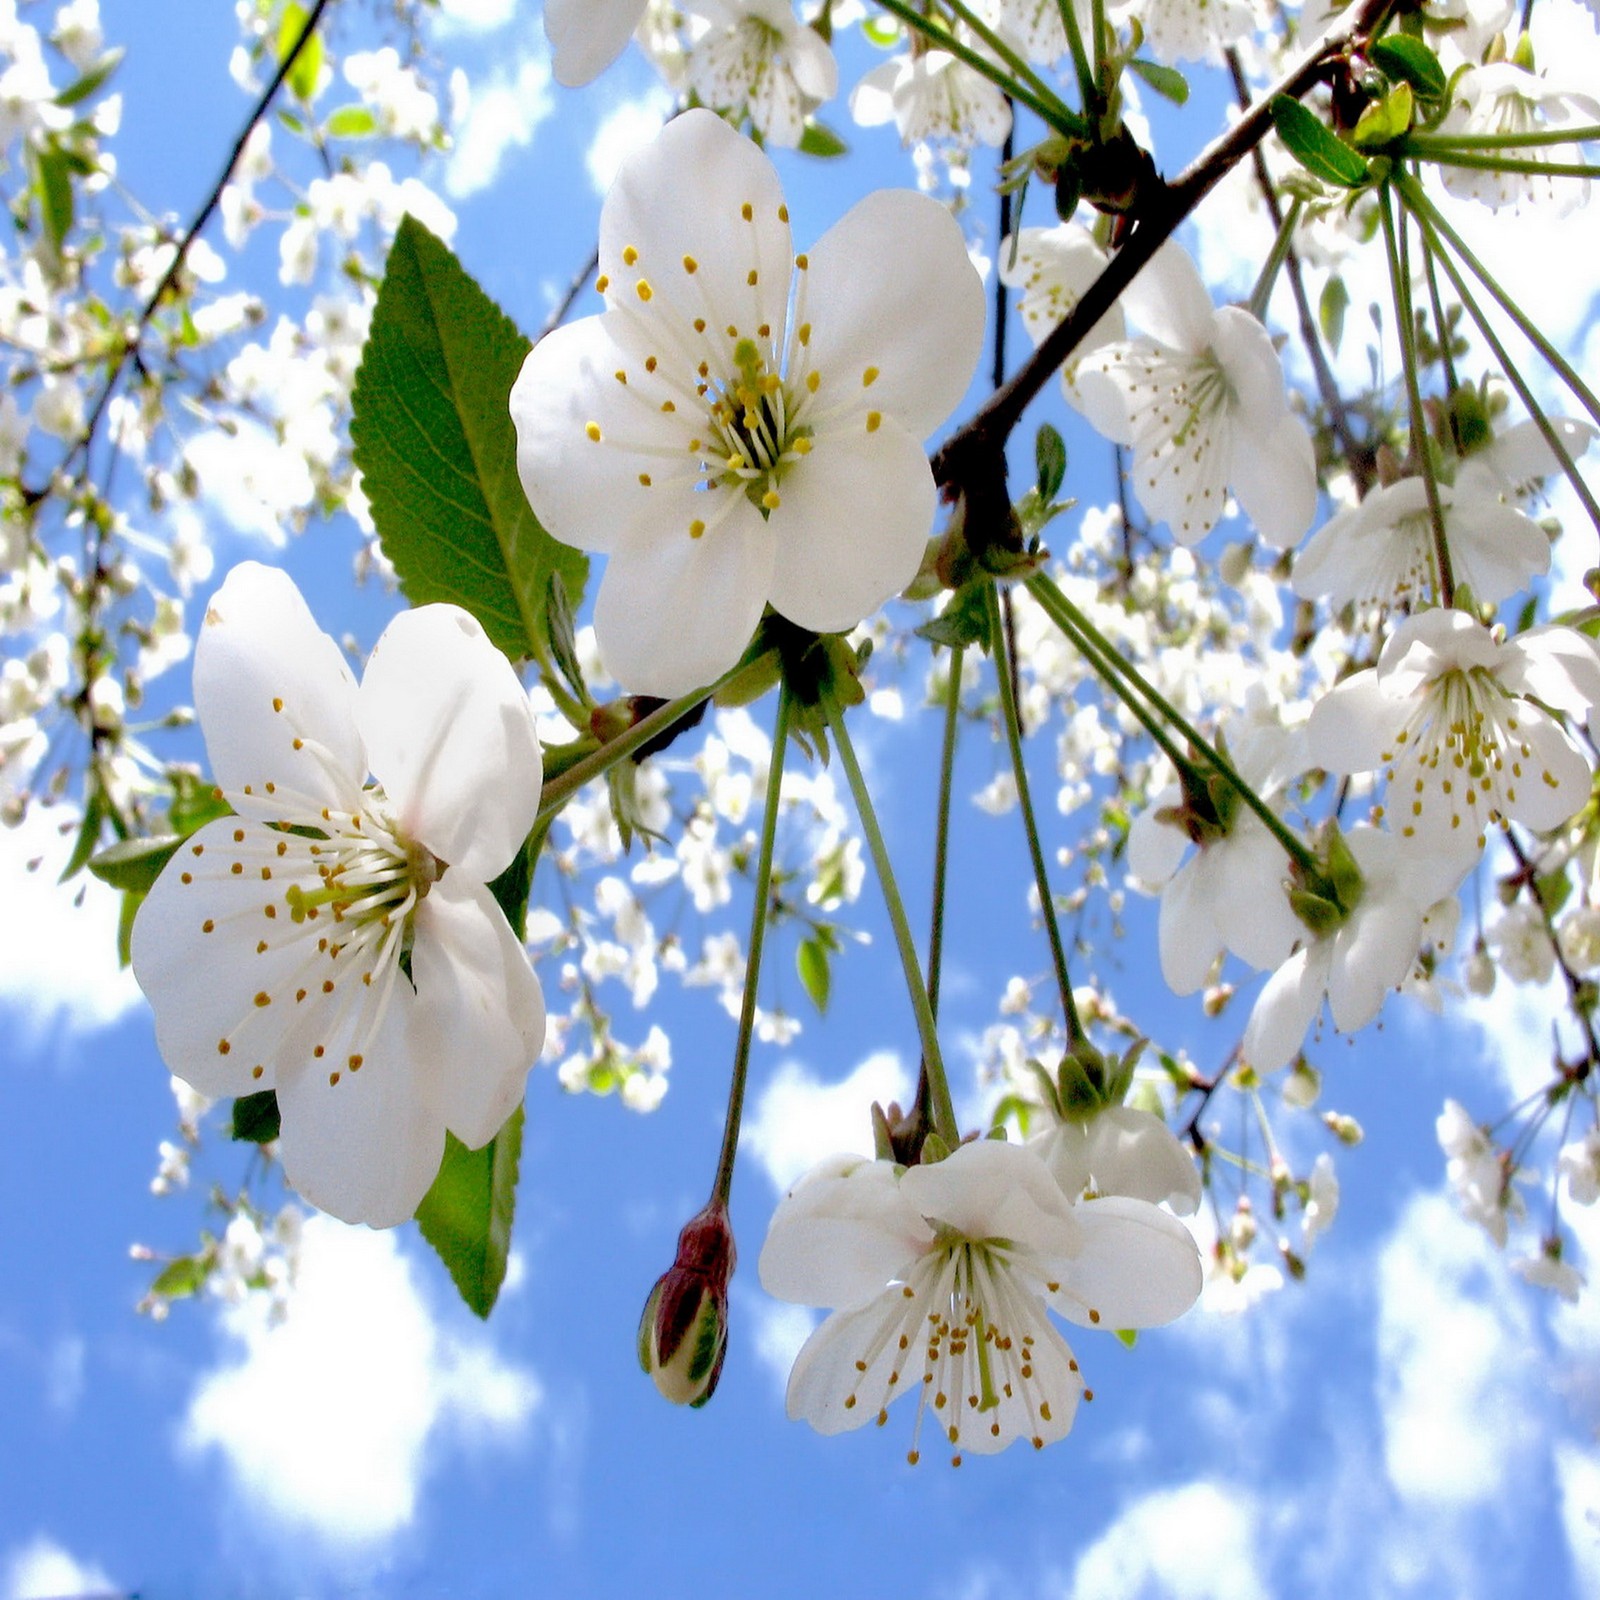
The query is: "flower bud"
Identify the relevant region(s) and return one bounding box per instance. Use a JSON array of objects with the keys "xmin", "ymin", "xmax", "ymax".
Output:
[{"xmin": 637, "ymin": 1202, "xmax": 735, "ymax": 1409}]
